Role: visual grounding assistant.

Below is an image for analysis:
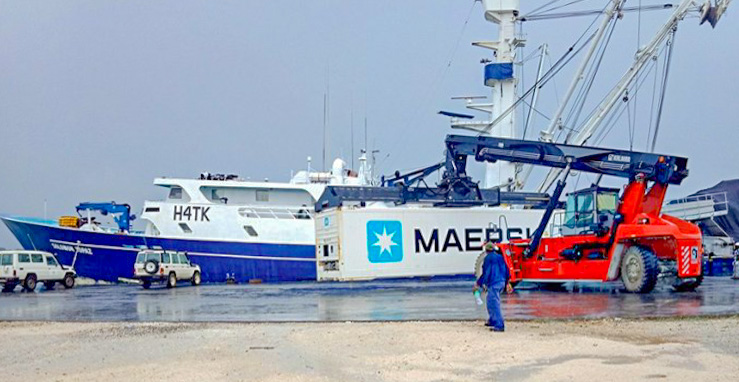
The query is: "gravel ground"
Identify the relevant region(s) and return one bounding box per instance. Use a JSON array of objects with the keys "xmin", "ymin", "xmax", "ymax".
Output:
[{"xmin": 1, "ymin": 317, "xmax": 738, "ymax": 381}]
